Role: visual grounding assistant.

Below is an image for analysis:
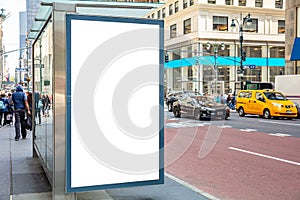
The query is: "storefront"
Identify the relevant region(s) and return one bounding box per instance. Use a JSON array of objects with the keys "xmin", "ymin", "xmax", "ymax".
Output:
[{"xmin": 165, "ymin": 42, "xmax": 285, "ymax": 95}]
